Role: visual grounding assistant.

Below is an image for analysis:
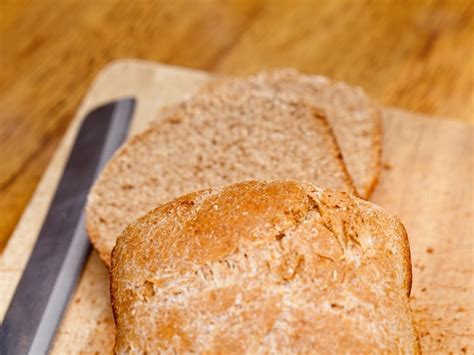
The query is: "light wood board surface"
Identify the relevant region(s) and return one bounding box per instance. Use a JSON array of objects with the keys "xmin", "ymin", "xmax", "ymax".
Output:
[
  {"xmin": 0, "ymin": 60, "xmax": 472, "ymax": 354},
  {"xmin": 1, "ymin": 0, "xmax": 473, "ymax": 253}
]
